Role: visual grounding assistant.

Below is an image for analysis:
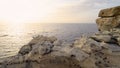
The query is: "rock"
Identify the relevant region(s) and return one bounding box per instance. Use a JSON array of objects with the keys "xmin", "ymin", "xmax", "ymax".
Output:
[
  {"xmin": 69, "ymin": 47, "xmax": 89, "ymax": 62},
  {"xmin": 102, "ymin": 31, "xmax": 111, "ymax": 34},
  {"xmin": 96, "ymin": 15, "xmax": 120, "ymax": 31},
  {"xmin": 90, "ymin": 34, "xmax": 112, "ymax": 43},
  {"xmin": 76, "ymin": 37, "xmax": 102, "ymax": 53},
  {"xmin": 97, "ymin": 6, "xmax": 120, "ymax": 31},
  {"xmin": 96, "ymin": 17, "xmax": 116, "ymax": 31},
  {"xmin": 18, "ymin": 45, "xmax": 31, "ymax": 55},
  {"xmin": 29, "ymin": 35, "xmax": 57, "ymax": 45},
  {"xmin": 29, "ymin": 35, "xmax": 47, "ymax": 45},
  {"xmin": 52, "ymin": 44, "xmax": 73, "ymax": 57},
  {"xmin": 30, "ymin": 55, "xmax": 82, "ymax": 68},
  {"xmin": 47, "ymin": 36, "xmax": 57, "ymax": 43},
  {"xmin": 53, "ymin": 40, "xmax": 62, "ymax": 46},
  {"xmin": 117, "ymin": 37, "xmax": 120, "ymax": 46},
  {"xmin": 112, "ymin": 28, "xmax": 120, "ymax": 33},
  {"xmin": 80, "ymin": 58, "xmax": 97, "ymax": 68},
  {"xmin": 1, "ymin": 34, "xmax": 120, "ymax": 68},
  {"xmin": 52, "ymin": 41, "xmax": 89, "ymax": 62},
  {"xmin": 31, "ymin": 41, "xmax": 53, "ymax": 55},
  {"xmin": 100, "ymin": 42, "xmax": 112, "ymax": 55},
  {"xmin": 99, "ymin": 6, "xmax": 120, "ymax": 17},
  {"xmin": 74, "ymin": 36, "xmax": 87, "ymax": 47},
  {"xmin": 116, "ymin": 15, "xmax": 120, "ymax": 28}
]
